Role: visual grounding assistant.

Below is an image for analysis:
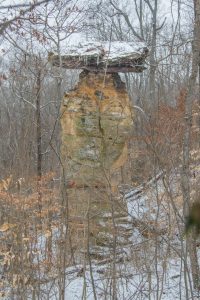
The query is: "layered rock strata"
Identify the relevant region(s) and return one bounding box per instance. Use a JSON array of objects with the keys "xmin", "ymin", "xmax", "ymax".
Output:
[
  {"xmin": 61, "ymin": 71, "xmax": 133, "ymax": 251},
  {"xmin": 49, "ymin": 41, "xmax": 148, "ymax": 73}
]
